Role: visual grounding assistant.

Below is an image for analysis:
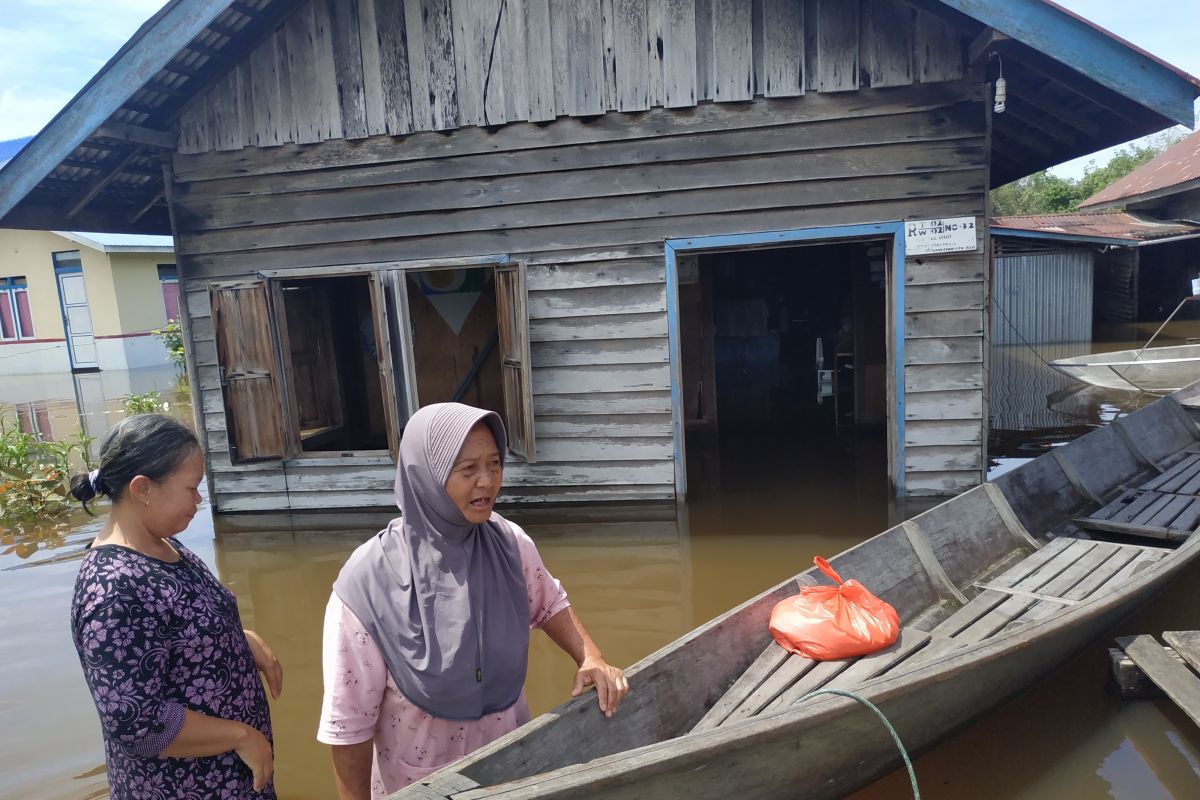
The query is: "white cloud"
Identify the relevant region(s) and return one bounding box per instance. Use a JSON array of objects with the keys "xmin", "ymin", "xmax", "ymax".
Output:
[
  {"xmin": 0, "ymin": 0, "xmax": 165, "ymax": 139},
  {"xmin": 0, "ymin": 86, "xmax": 75, "ymax": 140}
]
